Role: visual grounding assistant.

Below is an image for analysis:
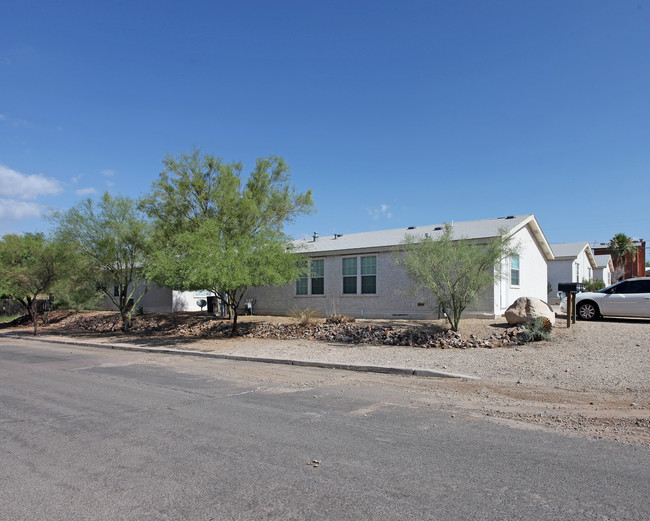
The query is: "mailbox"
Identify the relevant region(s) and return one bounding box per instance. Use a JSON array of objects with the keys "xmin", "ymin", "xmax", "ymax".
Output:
[{"xmin": 558, "ymin": 282, "xmax": 586, "ymax": 293}]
